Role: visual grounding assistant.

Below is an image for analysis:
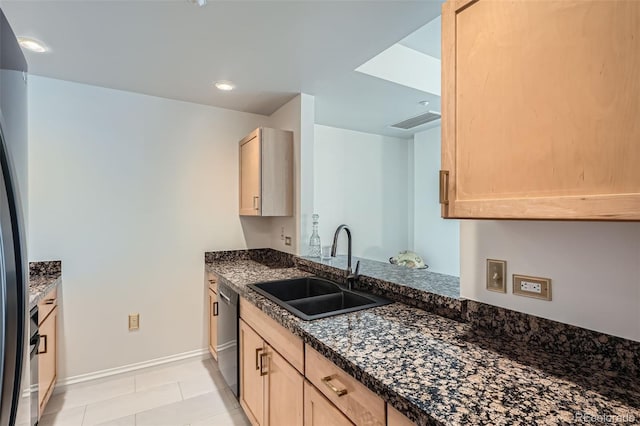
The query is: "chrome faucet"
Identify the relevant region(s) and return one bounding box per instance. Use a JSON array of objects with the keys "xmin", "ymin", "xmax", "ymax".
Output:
[{"xmin": 330, "ymin": 224, "xmax": 360, "ymax": 290}]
